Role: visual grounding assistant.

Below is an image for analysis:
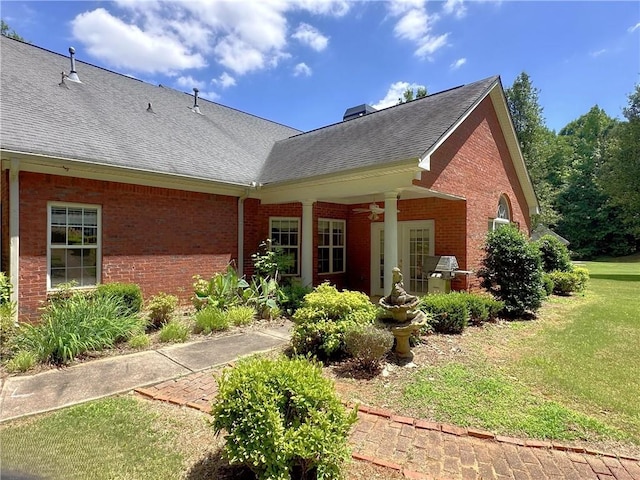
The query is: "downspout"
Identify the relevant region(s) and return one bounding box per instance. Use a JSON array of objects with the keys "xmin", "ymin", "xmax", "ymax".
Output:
[
  {"xmin": 9, "ymin": 159, "xmax": 19, "ymax": 323},
  {"xmin": 237, "ymin": 182, "xmax": 259, "ymax": 278}
]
